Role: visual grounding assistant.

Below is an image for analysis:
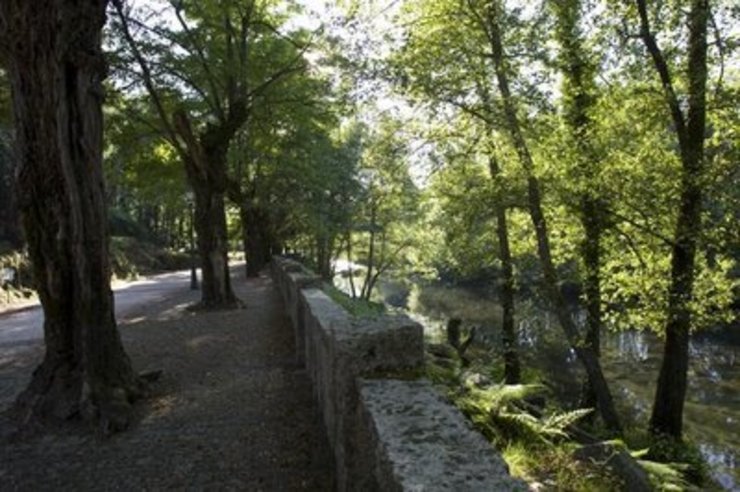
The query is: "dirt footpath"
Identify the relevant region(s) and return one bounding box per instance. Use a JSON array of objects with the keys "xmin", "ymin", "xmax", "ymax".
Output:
[{"xmin": 0, "ymin": 275, "xmax": 334, "ymax": 491}]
